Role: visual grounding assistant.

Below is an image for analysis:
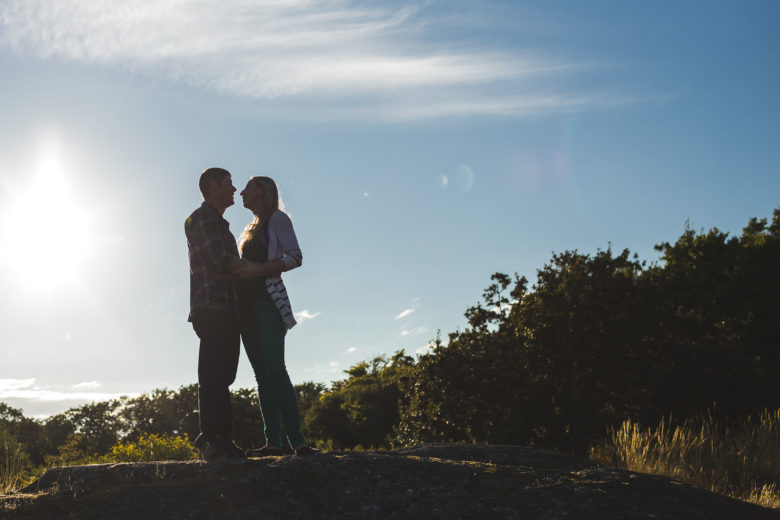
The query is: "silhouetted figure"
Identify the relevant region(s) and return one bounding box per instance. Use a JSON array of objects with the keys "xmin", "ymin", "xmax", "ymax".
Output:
[
  {"xmin": 234, "ymin": 176, "xmax": 319, "ymax": 457},
  {"xmin": 184, "ymin": 167, "xmax": 247, "ymax": 460}
]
